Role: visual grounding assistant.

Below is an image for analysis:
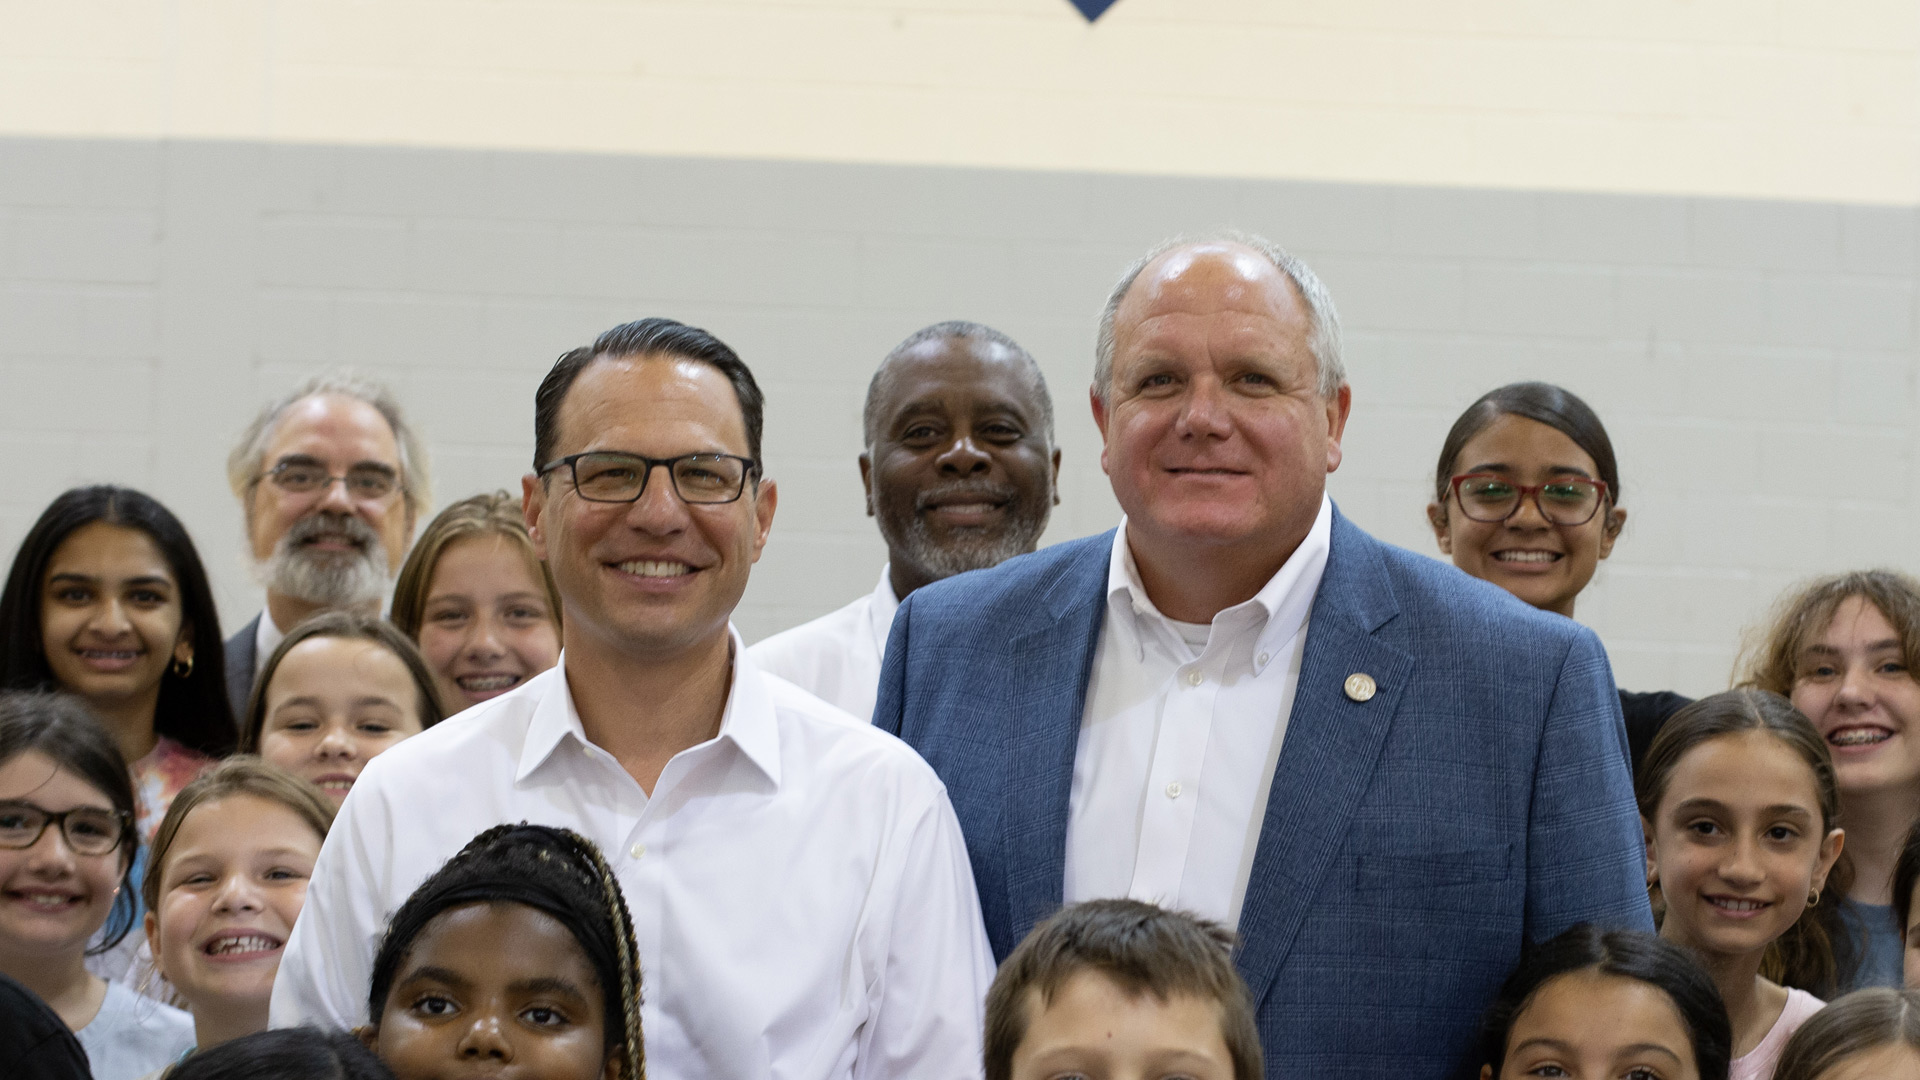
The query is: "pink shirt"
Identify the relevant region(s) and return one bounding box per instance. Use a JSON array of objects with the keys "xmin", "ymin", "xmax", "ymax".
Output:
[{"xmin": 1730, "ymin": 988, "xmax": 1824, "ymax": 1080}]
